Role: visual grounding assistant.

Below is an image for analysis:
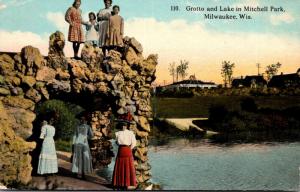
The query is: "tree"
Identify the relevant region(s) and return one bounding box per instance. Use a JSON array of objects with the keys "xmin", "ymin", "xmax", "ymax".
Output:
[
  {"xmin": 36, "ymin": 100, "xmax": 84, "ymax": 140},
  {"xmin": 168, "ymin": 62, "xmax": 176, "ymax": 83},
  {"xmin": 221, "ymin": 61, "xmax": 235, "ymax": 88},
  {"xmin": 177, "ymin": 60, "xmax": 189, "ymax": 81},
  {"xmin": 265, "ymin": 62, "xmax": 282, "ymax": 81}
]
